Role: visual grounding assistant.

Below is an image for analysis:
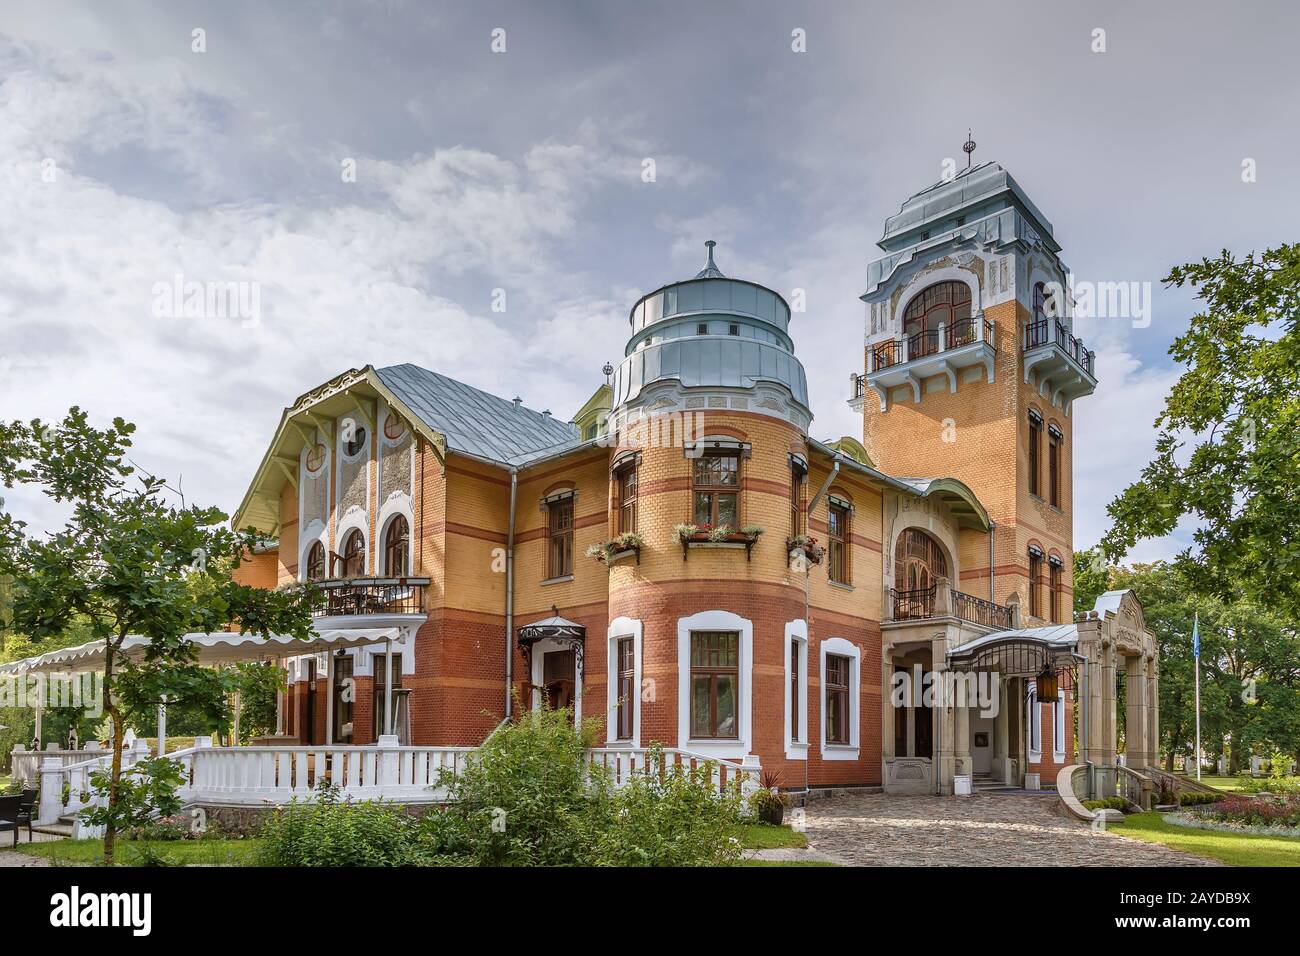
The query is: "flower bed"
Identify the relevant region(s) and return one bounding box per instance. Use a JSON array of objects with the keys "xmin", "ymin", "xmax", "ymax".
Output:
[{"xmin": 1181, "ymin": 793, "xmax": 1300, "ymax": 834}]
